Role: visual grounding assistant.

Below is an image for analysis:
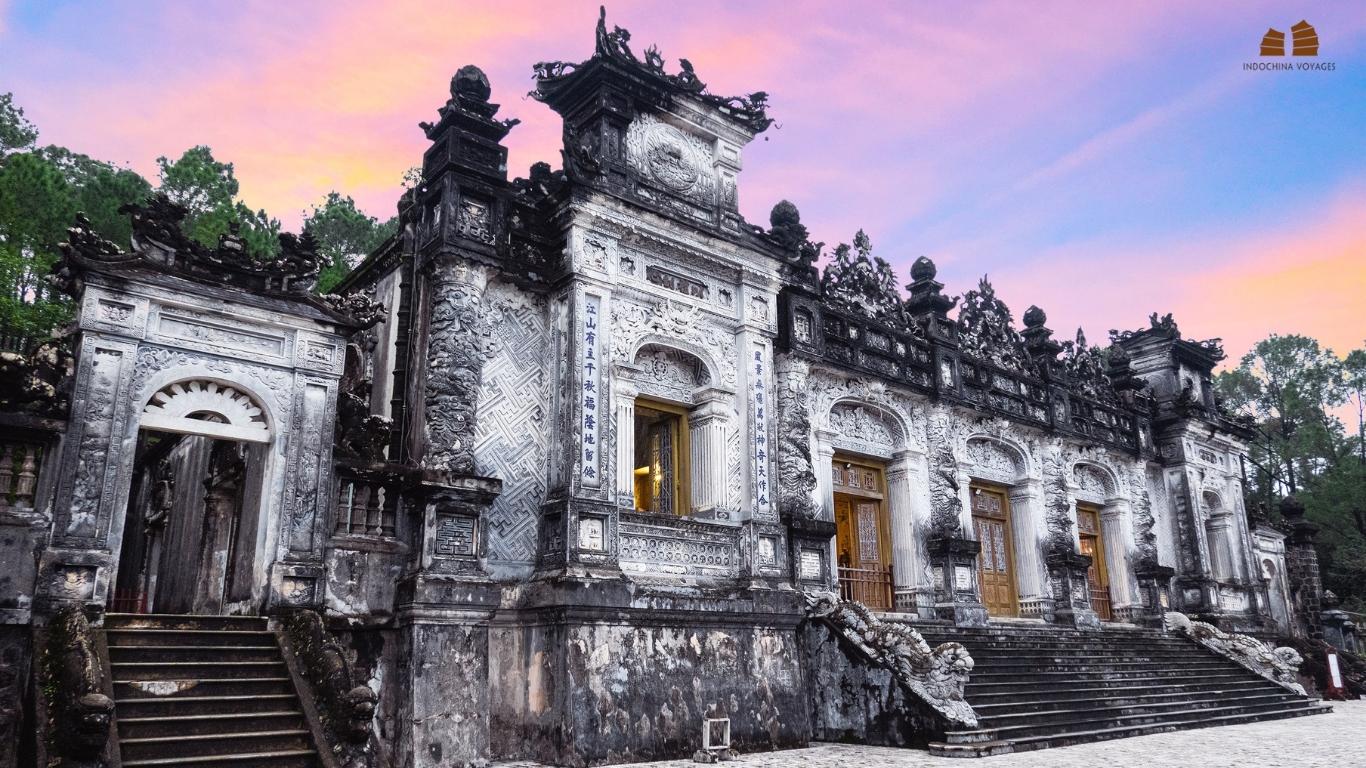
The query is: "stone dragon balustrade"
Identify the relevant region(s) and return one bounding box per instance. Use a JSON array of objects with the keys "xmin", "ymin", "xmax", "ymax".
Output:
[
  {"xmin": 1165, "ymin": 612, "xmax": 1307, "ymax": 694},
  {"xmin": 282, "ymin": 609, "xmax": 381, "ymax": 766},
  {"xmin": 806, "ymin": 592, "xmax": 978, "ymax": 729},
  {"xmin": 40, "ymin": 607, "xmax": 114, "ymax": 767}
]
